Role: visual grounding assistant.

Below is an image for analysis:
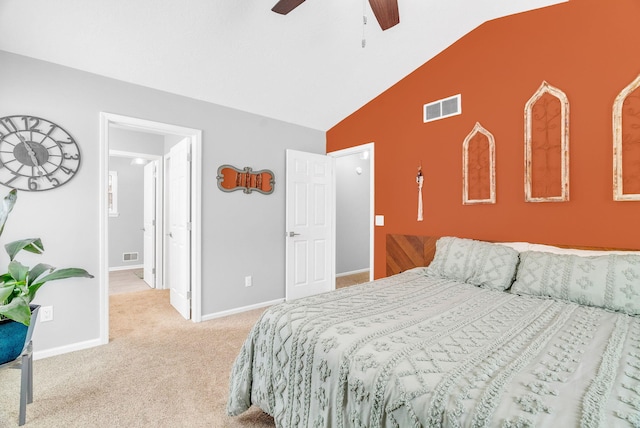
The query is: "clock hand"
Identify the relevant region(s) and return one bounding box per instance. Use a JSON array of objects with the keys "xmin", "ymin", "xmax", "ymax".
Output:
[{"xmin": 15, "ymin": 132, "xmax": 41, "ymax": 167}]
